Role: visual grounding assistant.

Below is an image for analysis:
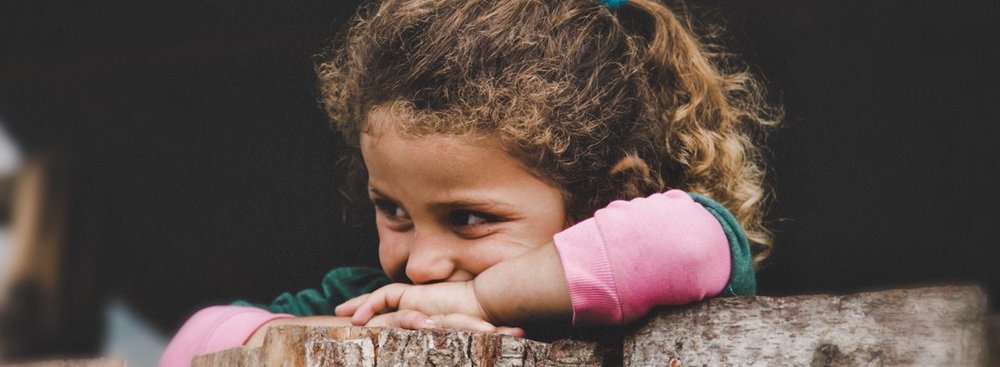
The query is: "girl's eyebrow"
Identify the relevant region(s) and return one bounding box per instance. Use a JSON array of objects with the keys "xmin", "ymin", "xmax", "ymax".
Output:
[
  {"xmin": 367, "ymin": 186, "xmax": 397, "ymax": 202},
  {"xmin": 369, "ymin": 183, "xmax": 516, "ymax": 213},
  {"xmin": 432, "ymin": 198, "xmax": 503, "ymax": 210},
  {"xmin": 429, "ymin": 196, "xmax": 518, "ymax": 215}
]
